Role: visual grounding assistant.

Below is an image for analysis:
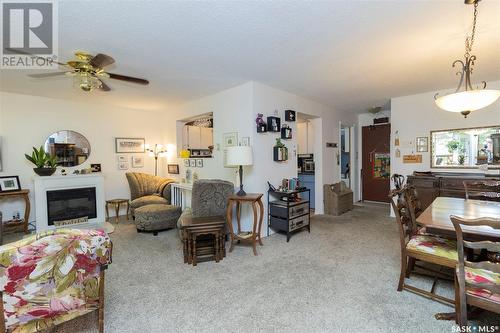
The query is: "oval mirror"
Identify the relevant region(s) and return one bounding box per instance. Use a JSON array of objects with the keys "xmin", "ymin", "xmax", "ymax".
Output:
[{"xmin": 44, "ymin": 130, "xmax": 91, "ymax": 167}]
